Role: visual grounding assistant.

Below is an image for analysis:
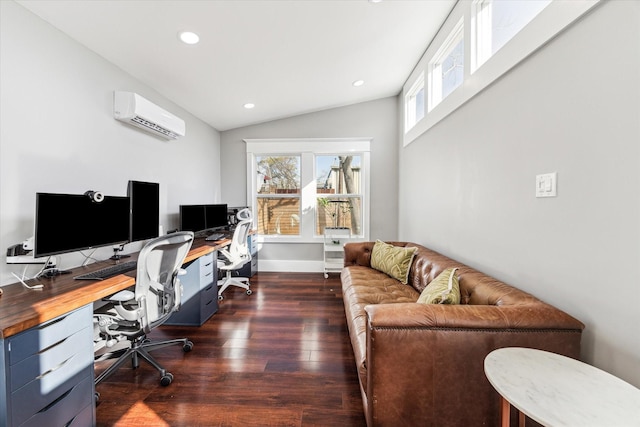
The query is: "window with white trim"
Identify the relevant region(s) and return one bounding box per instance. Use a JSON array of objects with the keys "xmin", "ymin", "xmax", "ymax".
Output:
[
  {"xmin": 245, "ymin": 138, "xmax": 371, "ymax": 243},
  {"xmin": 402, "ymin": 0, "xmax": 600, "ymax": 146},
  {"xmin": 316, "ymin": 155, "xmax": 362, "ymax": 235},
  {"xmin": 255, "ymin": 155, "xmax": 301, "ymax": 236},
  {"xmin": 472, "ymin": 0, "xmax": 551, "ymax": 73},
  {"xmin": 429, "ymin": 19, "xmax": 464, "ymax": 112},
  {"xmin": 405, "ymin": 72, "xmax": 425, "ymax": 132}
]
